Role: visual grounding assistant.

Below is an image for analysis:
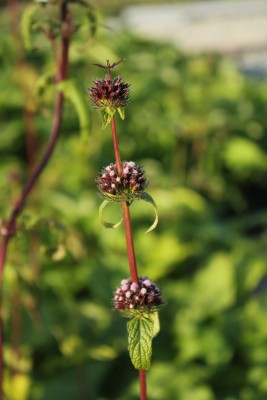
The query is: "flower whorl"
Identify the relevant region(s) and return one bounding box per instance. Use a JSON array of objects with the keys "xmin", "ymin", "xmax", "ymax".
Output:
[
  {"xmin": 114, "ymin": 277, "xmax": 163, "ymax": 315},
  {"xmin": 89, "ymin": 75, "xmax": 130, "ymax": 110},
  {"xmin": 97, "ymin": 161, "xmax": 147, "ymax": 202}
]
